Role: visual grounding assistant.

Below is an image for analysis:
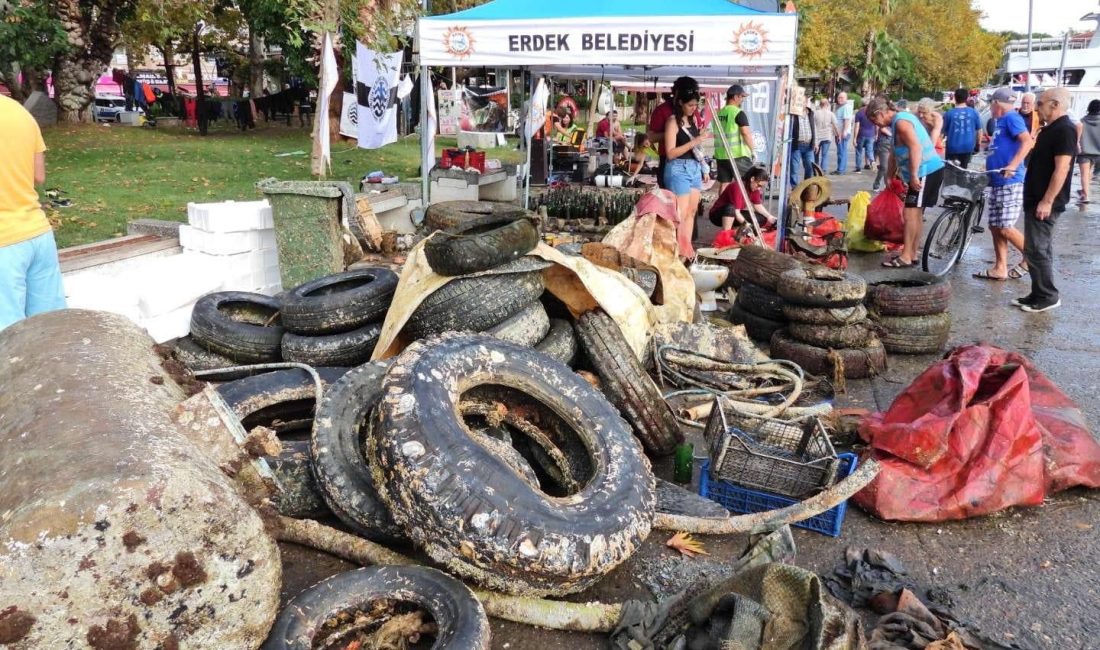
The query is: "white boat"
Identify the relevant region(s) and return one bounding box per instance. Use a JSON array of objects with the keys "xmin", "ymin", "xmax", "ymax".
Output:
[{"xmin": 987, "ymin": 4, "xmax": 1100, "ymax": 116}]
